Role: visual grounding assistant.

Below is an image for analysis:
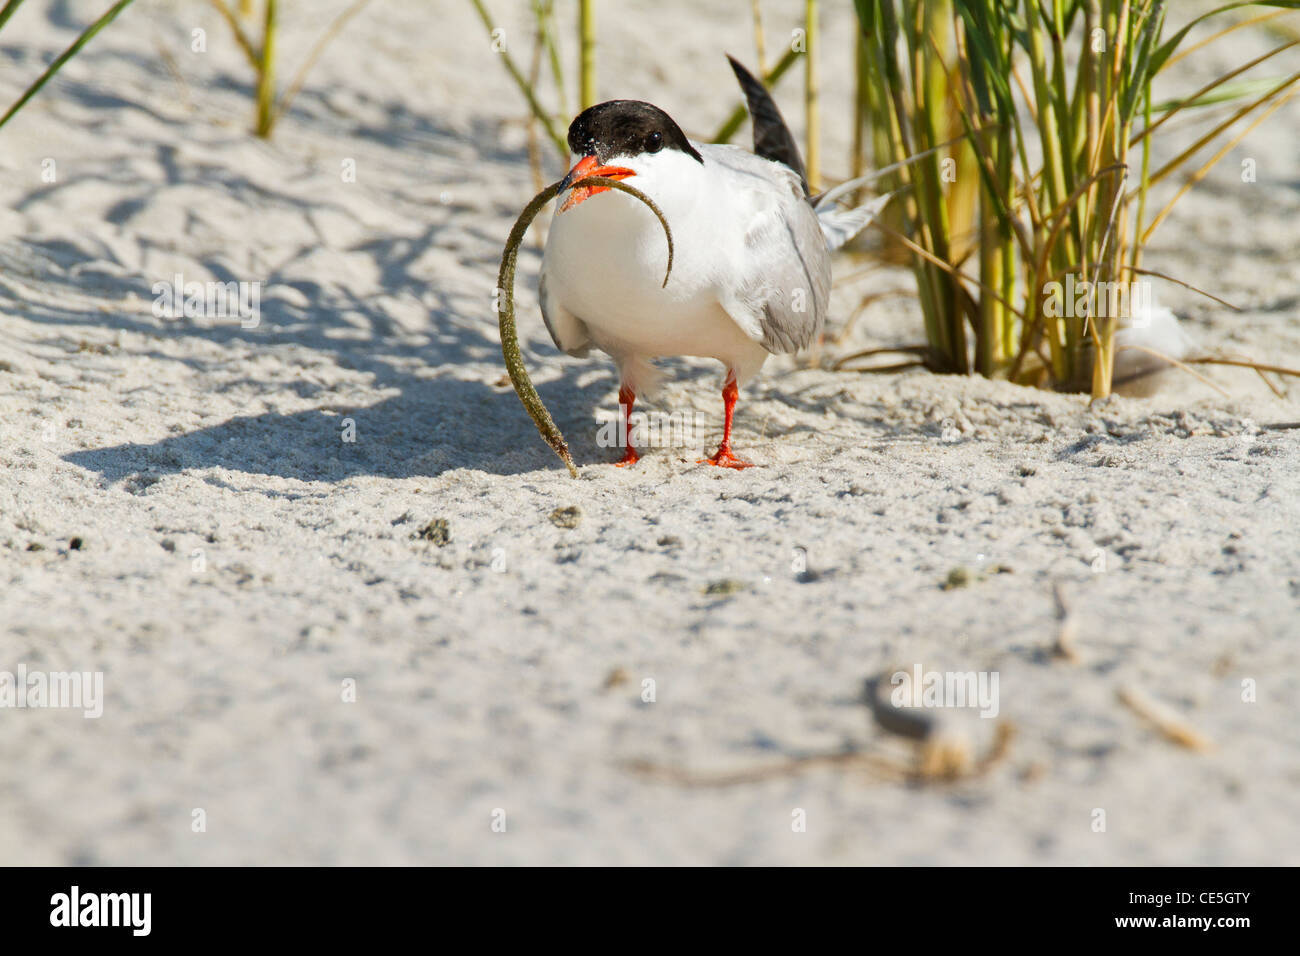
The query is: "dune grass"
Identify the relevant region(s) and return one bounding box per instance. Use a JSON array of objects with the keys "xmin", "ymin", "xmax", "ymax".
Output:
[
  {"xmin": 852, "ymin": 0, "xmax": 1300, "ymax": 398},
  {"xmin": 472, "ymin": 1, "xmax": 817, "ymax": 161},
  {"xmin": 208, "ymin": 0, "xmax": 374, "ymax": 138},
  {"xmin": 472, "ymin": 0, "xmax": 1299, "ymax": 401}
]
